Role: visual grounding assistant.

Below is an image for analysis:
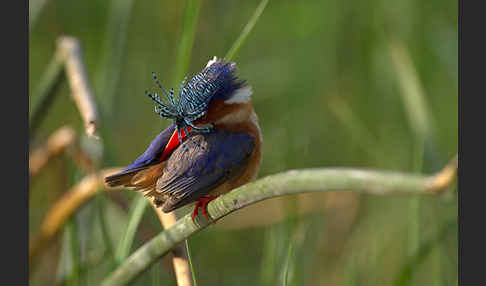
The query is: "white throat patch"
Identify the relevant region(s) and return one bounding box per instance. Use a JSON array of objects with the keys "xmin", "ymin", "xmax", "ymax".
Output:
[{"xmin": 224, "ymin": 86, "xmax": 253, "ymax": 104}]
